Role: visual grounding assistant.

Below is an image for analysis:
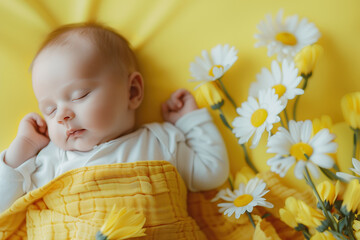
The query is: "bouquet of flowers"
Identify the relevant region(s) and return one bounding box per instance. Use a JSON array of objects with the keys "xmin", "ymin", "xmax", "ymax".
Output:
[{"xmin": 189, "ymin": 9, "xmax": 360, "ymax": 240}]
